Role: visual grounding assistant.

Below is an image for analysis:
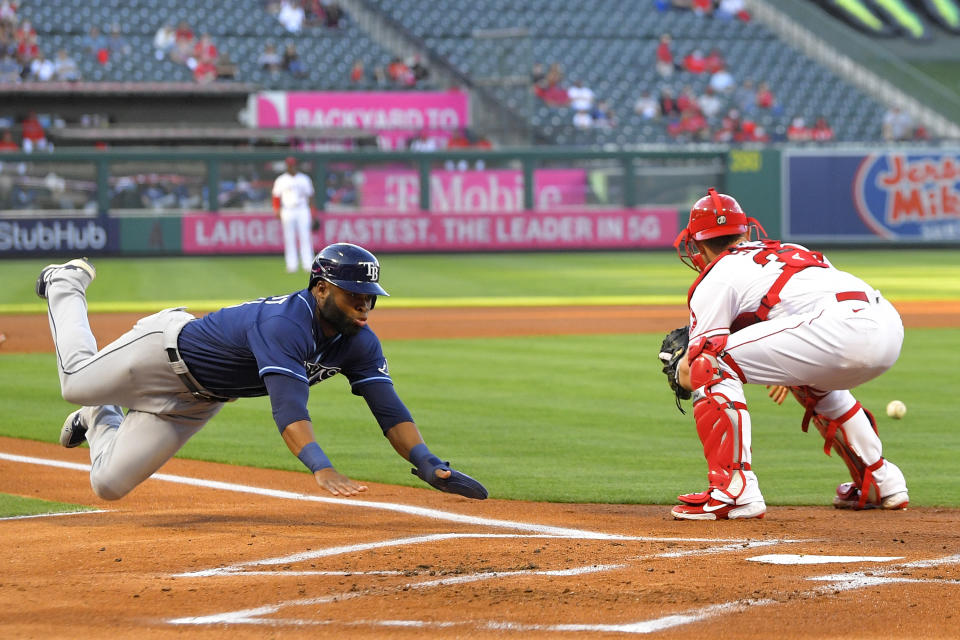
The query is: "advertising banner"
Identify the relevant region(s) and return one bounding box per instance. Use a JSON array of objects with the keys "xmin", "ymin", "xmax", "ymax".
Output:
[
  {"xmin": 0, "ymin": 216, "xmax": 118, "ymax": 255},
  {"xmin": 254, "ymin": 91, "xmax": 470, "ymax": 150},
  {"xmin": 786, "ymin": 150, "xmax": 960, "ymax": 242},
  {"xmin": 360, "ymin": 169, "xmax": 587, "ymax": 212},
  {"xmin": 182, "ymin": 209, "xmax": 677, "ymax": 254}
]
